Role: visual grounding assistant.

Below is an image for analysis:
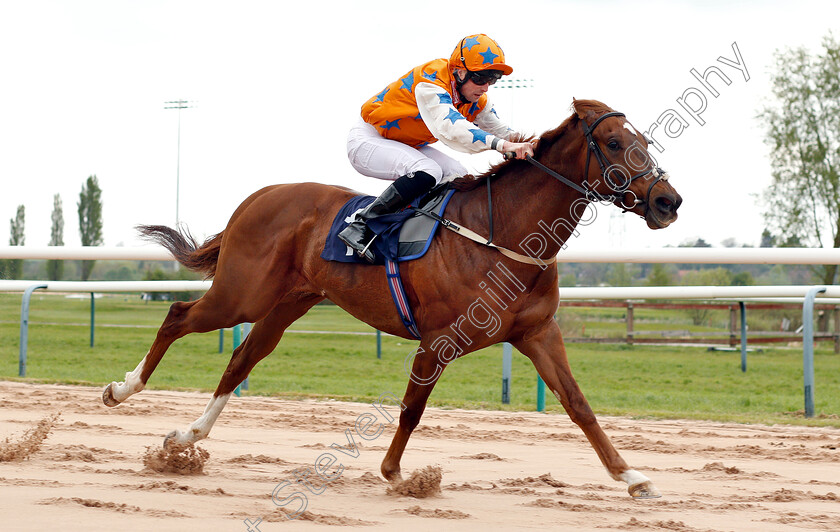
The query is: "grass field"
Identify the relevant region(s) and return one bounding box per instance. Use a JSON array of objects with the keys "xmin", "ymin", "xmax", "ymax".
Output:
[{"xmin": 1, "ymin": 292, "xmax": 839, "ymax": 427}]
